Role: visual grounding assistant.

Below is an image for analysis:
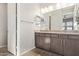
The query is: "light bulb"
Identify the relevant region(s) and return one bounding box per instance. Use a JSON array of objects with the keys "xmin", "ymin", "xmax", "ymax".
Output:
[
  {"xmin": 41, "ymin": 8, "xmax": 45, "ymax": 14},
  {"xmin": 44, "ymin": 7, "xmax": 49, "ymax": 12},
  {"xmin": 48, "ymin": 6, "xmax": 53, "ymax": 11}
]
